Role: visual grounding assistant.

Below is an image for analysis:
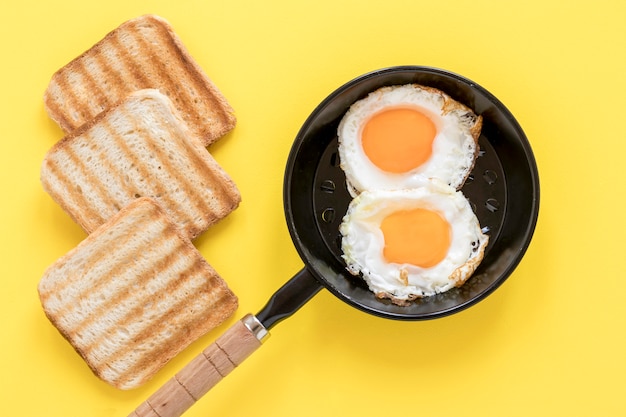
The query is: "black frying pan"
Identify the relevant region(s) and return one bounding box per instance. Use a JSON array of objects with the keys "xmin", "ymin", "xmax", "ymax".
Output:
[{"xmin": 130, "ymin": 66, "xmax": 540, "ymax": 417}]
